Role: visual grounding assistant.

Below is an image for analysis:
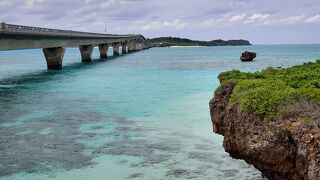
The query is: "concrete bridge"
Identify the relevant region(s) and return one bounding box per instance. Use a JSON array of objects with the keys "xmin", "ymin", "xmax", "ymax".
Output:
[{"xmin": 0, "ymin": 22, "xmax": 151, "ymax": 69}]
